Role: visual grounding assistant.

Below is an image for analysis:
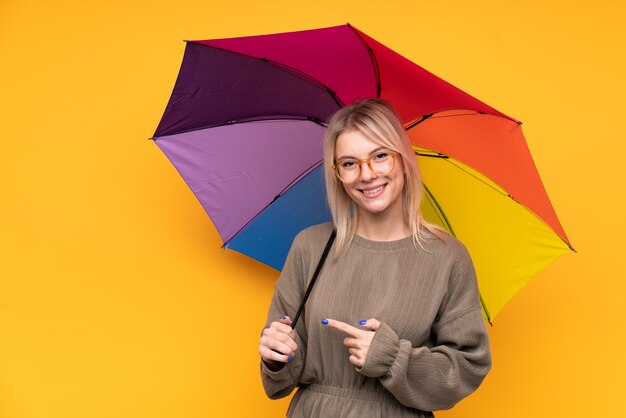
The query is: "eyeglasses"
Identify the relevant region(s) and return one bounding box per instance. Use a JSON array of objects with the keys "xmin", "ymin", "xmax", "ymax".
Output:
[{"xmin": 332, "ymin": 150, "xmax": 399, "ymax": 183}]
